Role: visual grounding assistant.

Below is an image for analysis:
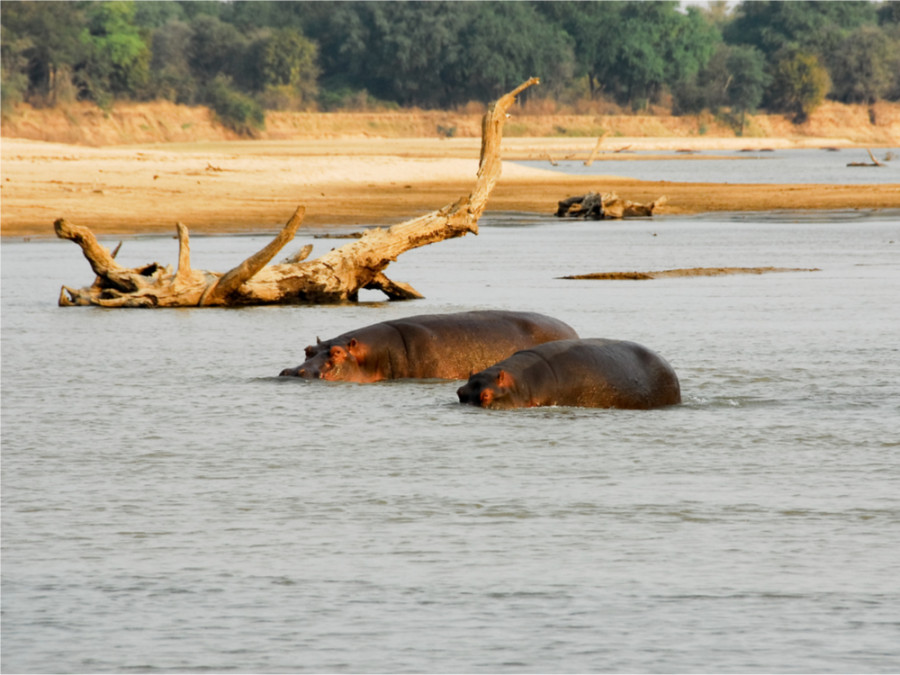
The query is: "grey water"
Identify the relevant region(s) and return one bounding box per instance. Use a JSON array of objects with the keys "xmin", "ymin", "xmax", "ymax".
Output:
[
  {"xmin": 516, "ymin": 147, "xmax": 900, "ymax": 184},
  {"xmin": 2, "ymin": 208, "xmax": 900, "ymax": 673}
]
